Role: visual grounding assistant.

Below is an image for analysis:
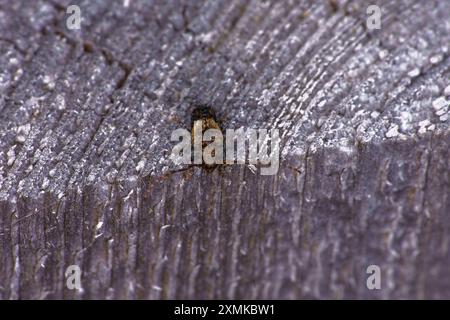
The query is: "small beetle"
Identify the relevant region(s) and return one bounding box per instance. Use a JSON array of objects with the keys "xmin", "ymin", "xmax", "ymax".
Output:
[
  {"xmin": 169, "ymin": 104, "xmax": 224, "ymax": 176},
  {"xmin": 190, "ymin": 105, "xmax": 223, "ymax": 171}
]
